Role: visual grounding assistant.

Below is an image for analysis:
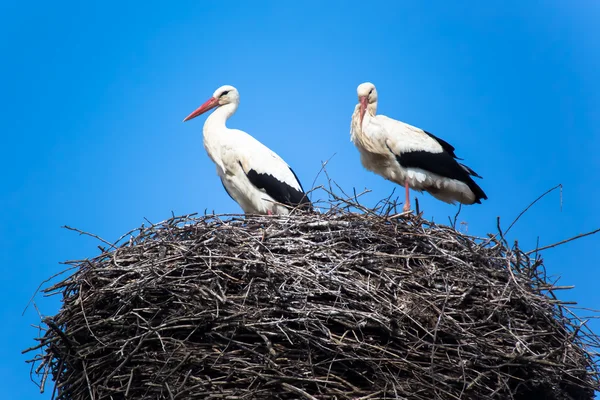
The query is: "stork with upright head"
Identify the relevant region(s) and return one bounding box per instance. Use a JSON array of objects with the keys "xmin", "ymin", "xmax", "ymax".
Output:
[
  {"xmin": 183, "ymin": 85, "xmax": 312, "ymax": 215},
  {"xmin": 350, "ymin": 82, "xmax": 487, "ymax": 212}
]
